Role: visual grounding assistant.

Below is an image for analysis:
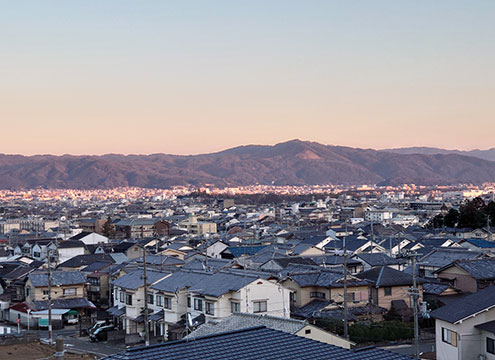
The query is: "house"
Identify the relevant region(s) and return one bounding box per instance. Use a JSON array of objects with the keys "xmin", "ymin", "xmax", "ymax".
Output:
[
  {"xmin": 460, "ymin": 238, "xmax": 495, "ymax": 252},
  {"xmin": 356, "ymin": 266, "xmax": 423, "ymax": 310},
  {"xmin": 78, "ymin": 218, "xmax": 106, "ymax": 234},
  {"xmin": 25, "ymin": 271, "xmax": 87, "ymax": 304},
  {"xmin": 186, "ymin": 312, "xmax": 354, "ymax": 349},
  {"xmin": 146, "ymin": 269, "xmax": 290, "ymax": 340},
  {"xmin": 431, "ymin": 286, "xmax": 495, "ymax": 360},
  {"xmin": 57, "ymin": 240, "xmax": 87, "ymax": 264},
  {"xmin": 434, "ymin": 258, "xmax": 495, "ymax": 293},
  {"xmin": 178, "ymin": 216, "xmax": 217, "ymax": 235},
  {"xmin": 101, "ymin": 326, "xmax": 411, "ymax": 360},
  {"xmin": 112, "ymin": 241, "xmax": 144, "ymax": 260},
  {"xmin": 58, "ymin": 254, "xmax": 116, "ymax": 271},
  {"xmin": 352, "ymin": 253, "xmax": 406, "ymax": 271},
  {"xmin": 70, "ymin": 231, "xmax": 109, "ymax": 245},
  {"xmin": 417, "ymin": 248, "xmax": 483, "ymax": 278},
  {"xmin": 111, "ymin": 269, "xmax": 171, "ymax": 337},
  {"xmin": 281, "ymin": 268, "xmax": 370, "ymax": 309},
  {"xmin": 114, "ymin": 218, "xmax": 170, "ymax": 239}
]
